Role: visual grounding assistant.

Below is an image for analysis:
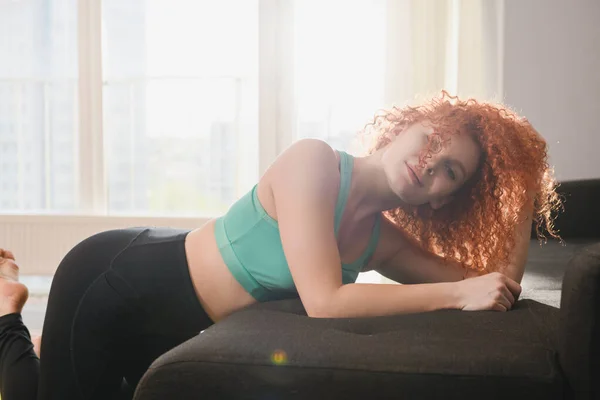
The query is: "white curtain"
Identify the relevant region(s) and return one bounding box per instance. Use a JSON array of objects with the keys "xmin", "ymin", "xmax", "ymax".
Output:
[
  {"xmin": 386, "ymin": 0, "xmax": 505, "ymax": 108},
  {"xmin": 279, "ymin": 0, "xmax": 505, "ymax": 169}
]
